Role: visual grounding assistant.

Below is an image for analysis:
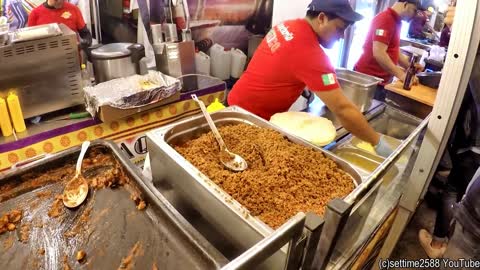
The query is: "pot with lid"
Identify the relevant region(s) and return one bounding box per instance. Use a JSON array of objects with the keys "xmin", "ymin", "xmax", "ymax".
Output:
[{"xmin": 89, "ymin": 43, "xmax": 145, "ymax": 83}]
